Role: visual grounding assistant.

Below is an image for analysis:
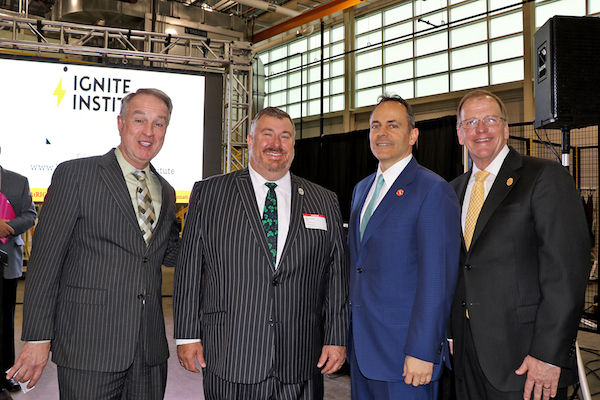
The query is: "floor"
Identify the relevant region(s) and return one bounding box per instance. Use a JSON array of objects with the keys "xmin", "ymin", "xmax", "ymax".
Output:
[
  {"xmin": 9, "ymin": 267, "xmax": 351, "ymax": 400},
  {"xmin": 9, "ymin": 268, "xmax": 600, "ymax": 399}
]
